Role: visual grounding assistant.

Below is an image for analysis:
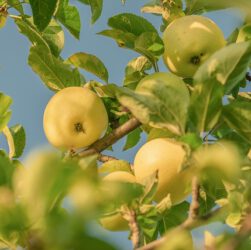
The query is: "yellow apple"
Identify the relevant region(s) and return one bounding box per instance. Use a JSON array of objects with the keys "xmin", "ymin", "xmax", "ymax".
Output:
[
  {"xmin": 99, "ymin": 171, "xmax": 136, "ymax": 231},
  {"xmin": 163, "ymin": 15, "xmax": 226, "ymax": 78},
  {"xmin": 134, "ymin": 138, "xmax": 194, "ymax": 204},
  {"xmin": 43, "ymin": 87, "xmax": 108, "ymax": 149},
  {"xmin": 192, "ymin": 141, "xmax": 241, "ymax": 181}
]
